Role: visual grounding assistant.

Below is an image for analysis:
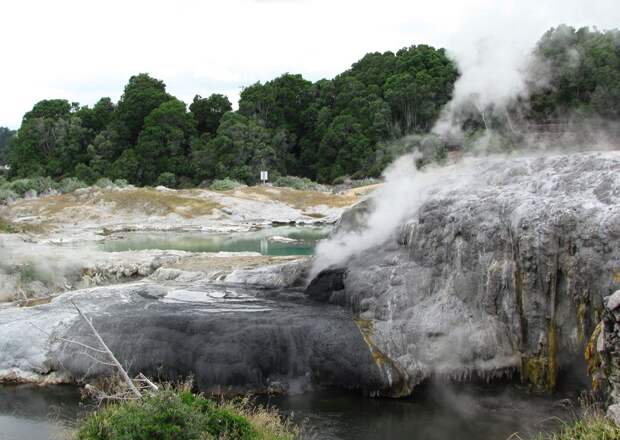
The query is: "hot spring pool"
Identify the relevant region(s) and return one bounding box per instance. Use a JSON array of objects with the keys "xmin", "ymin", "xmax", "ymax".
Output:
[{"xmin": 100, "ymin": 226, "xmax": 330, "ymax": 256}]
